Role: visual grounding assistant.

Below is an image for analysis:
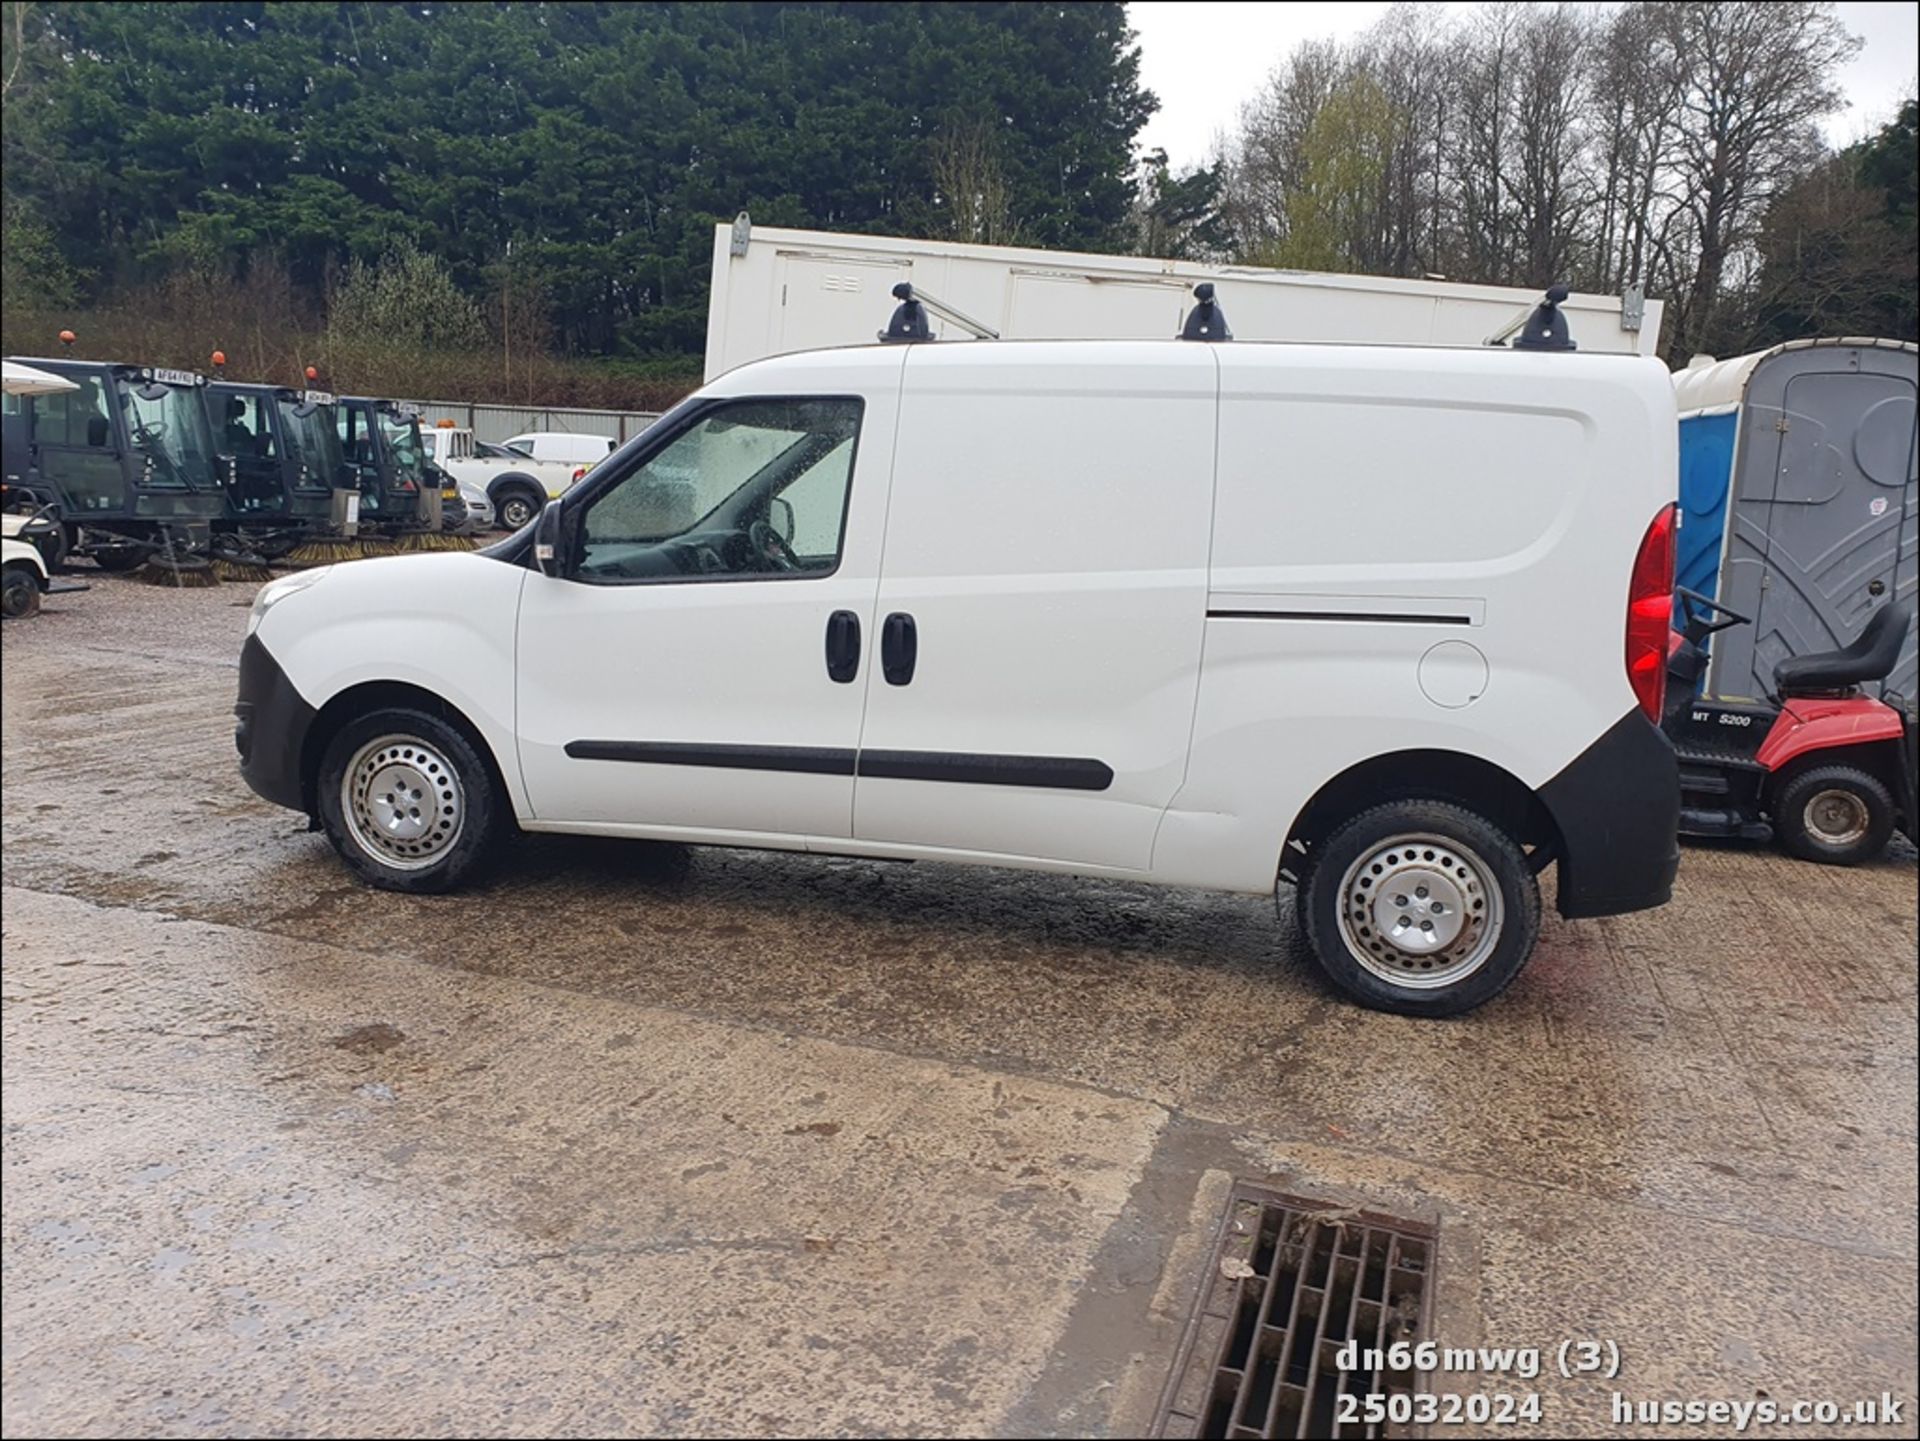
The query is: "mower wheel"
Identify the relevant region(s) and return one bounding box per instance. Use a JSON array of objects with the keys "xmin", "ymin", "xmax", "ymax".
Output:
[{"xmin": 1773, "ymin": 765, "xmax": 1895, "ymax": 866}]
